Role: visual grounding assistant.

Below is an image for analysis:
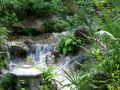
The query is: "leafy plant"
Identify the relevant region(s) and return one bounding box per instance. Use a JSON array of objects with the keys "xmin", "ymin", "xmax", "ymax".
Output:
[
  {"xmin": 17, "ymin": 28, "xmax": 41, "ymax": 36},
  {"xmin": 87, "ymin": 29, "xmax": 120, "ymax": 90},
  {"xmin": 0, "ymin": 73, "xmax": 17, "ymax": 90},
  {"xmin": 0, "ymin": 52, "xmax": 7, "ymax": 69},
  {"xmin": 53, "ymin": 20, "xmax": 70, "ymax": 32},
  {"xmin": 44, "ymin": 20, "xmax": 70, "ymax": 32},
  {"xmin": 0, "ymin": 27, "xmax": 8, "ymax": 44},
  {"xmin": 41, "ymin": 66, "xmax": 56, "ymax": 84},
  {"xmin": 58, "ymin": 32, "xmax": 87, "ymax": 54},
  {"xmin": 63, "ymin": 69, "xmax": 92, "ymax": 90},
  {"xmin": 39, "ymin": 66, "xmax": 57, "ymax": 90},
  {"xmin": 0, "ymin": 12, "xmax": 18, "ymax": 29},
  {"xmin": 97, "ymin": 60, "xmax": 117, "ymax": 75}
]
